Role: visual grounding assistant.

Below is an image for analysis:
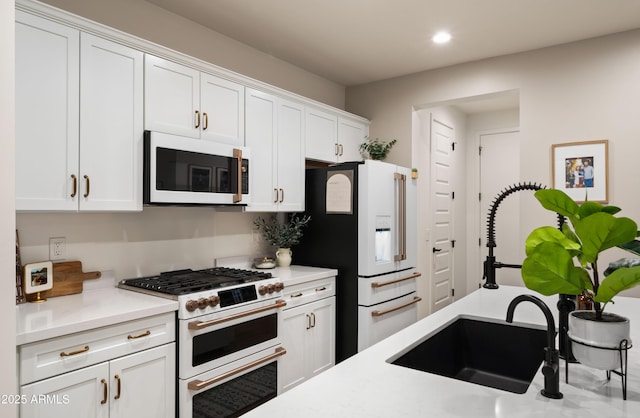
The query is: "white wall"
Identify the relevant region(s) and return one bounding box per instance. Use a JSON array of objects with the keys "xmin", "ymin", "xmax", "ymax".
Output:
[
  {"xmin": 1, "ymin": 0, "xmax": 17, "ymax": 415},
  {"xmin": 347, "ymin": 29, "xmax": 640, "ymax": 298}
]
